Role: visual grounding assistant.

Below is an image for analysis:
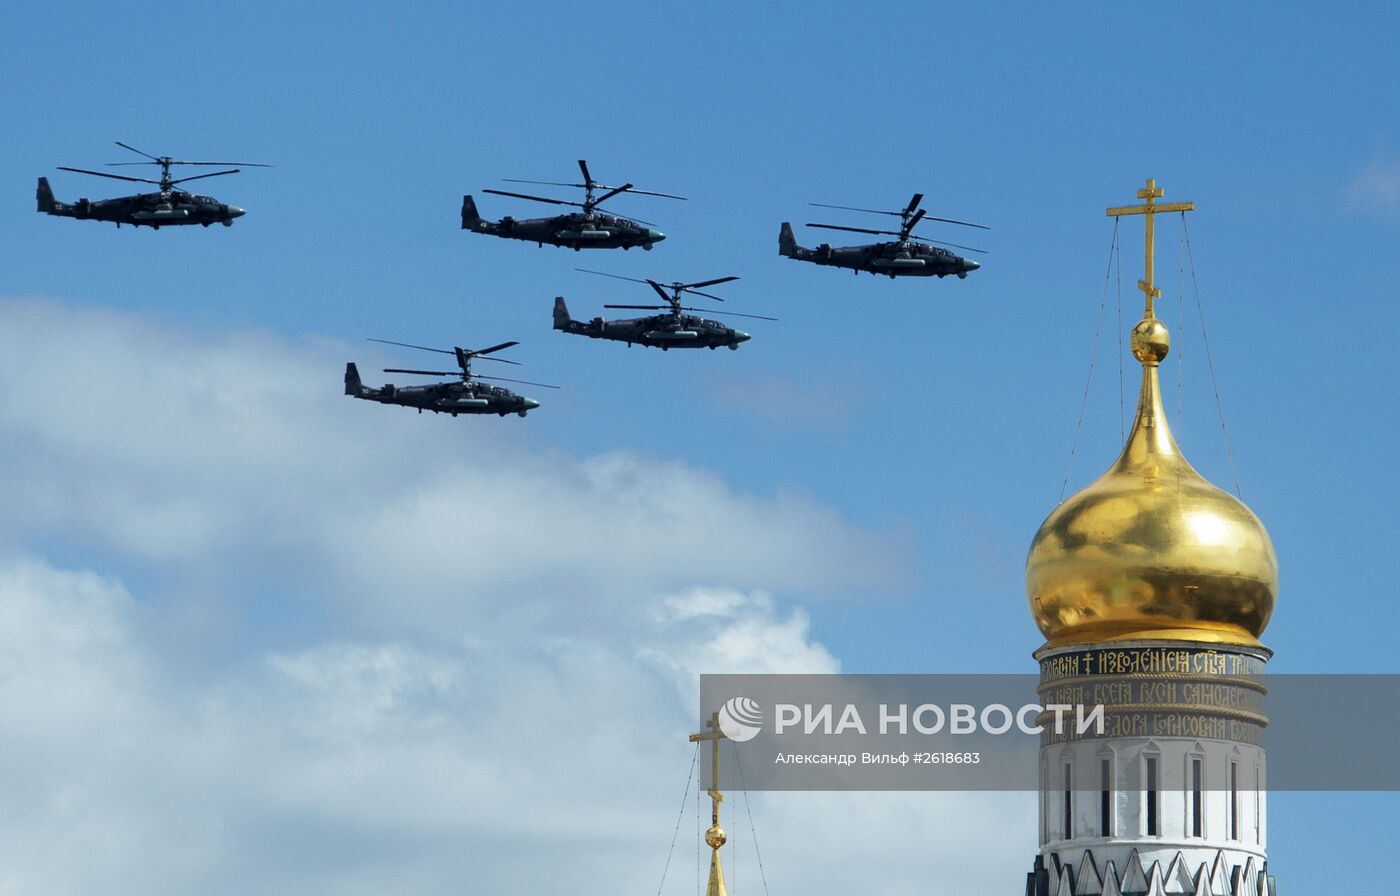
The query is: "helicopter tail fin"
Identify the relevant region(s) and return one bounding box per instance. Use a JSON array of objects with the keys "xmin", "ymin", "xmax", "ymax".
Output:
[
  {"xmin": 344, "ymin": 362, "xmax": 363, "ymax": 396},
  {"xmin": 36, "ymin": 177, "xmax": 56, "ymax": 214},
  {"xmin": 778, "ymin": 221, "xmax": 800, "ymax": 257},
  {"xmin": 461, "ymin": 195, "xmax": 482, "ymax": 230},
  {"xmin": 552, "ymin": 297, "xmax": 572, "ymax": 330}
]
